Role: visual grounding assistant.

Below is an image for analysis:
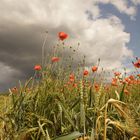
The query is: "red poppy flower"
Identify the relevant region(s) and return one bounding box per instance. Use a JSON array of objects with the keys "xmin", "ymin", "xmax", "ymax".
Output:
[
  {"xmin": 111, "ymin": 78, "xmax": 118, "ymax": 86},
  {"xmin": 51, "ymin": 57, "xmax": 59, "ymax": 62},
  {"xmin": 73, "ymin": 83, "xmax": 77, "ymax": 88},
  {"xmin": 83, "ymin": 70, "xmax": 89, "ymax": 76},
  {"xmin": 124, "ymin": 89, "xmax": 129, "ymax": 95},
  {"xmin": 114, "ymin": 72, "xmax": 121, "ymax": 77},
  {"xmin": 104, "ymin": 85, "xmax": 110, "ymax": 91},
  {"xmin": 94, "ymin": 83, "xmax": 99, "ymax": 92},
  {"xmin": 69, "ymin": 73, "xmax": 75, "ymax": 79},
  {"xmin": 111, "ymin": 81, "xmax": 118, "ymax": 86},
  {"xmin": 133, "ymin": 59, "xmax": 140, "ymax": 68},
  {"xmin": 58, "ymin": 32, "xmax": 68, "ymax": 41},
  {"xmin": 69, "ymin": 73, "xmax": 75, "ymax": 82},
  {"xmin": 124, "ymin": 77, "xmax": 131, "ymax": 85},
  {"xmin": 129, "ymin": 75, "xmax": 135, "ymax": 80},
  {"xmin": 92, "ymin": 66, "xmax": 98, "ymax": 72},
  {"xmin": 34, "ymin": 65, "xmax": 42, "ymax": 71},
  {"xmin": 11, "ymin": 87, "xmax": 18, "ymax": 94},
  {"xmin": 112, "ymin": 78, "xmax": 117, "ymax": 82}
]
